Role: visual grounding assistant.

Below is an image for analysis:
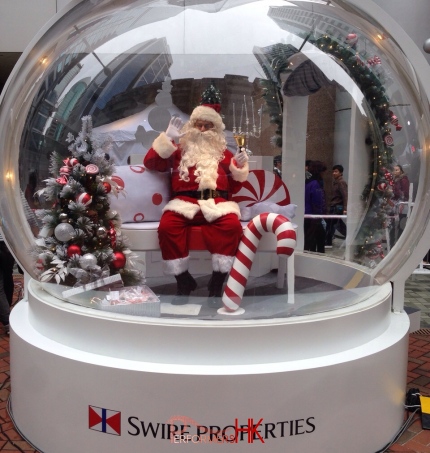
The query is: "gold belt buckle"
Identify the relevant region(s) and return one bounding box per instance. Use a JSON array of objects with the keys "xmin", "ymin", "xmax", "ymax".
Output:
[{"xmin": 201, "ymin": 189, "xmax": 219, "ymax": 199}]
